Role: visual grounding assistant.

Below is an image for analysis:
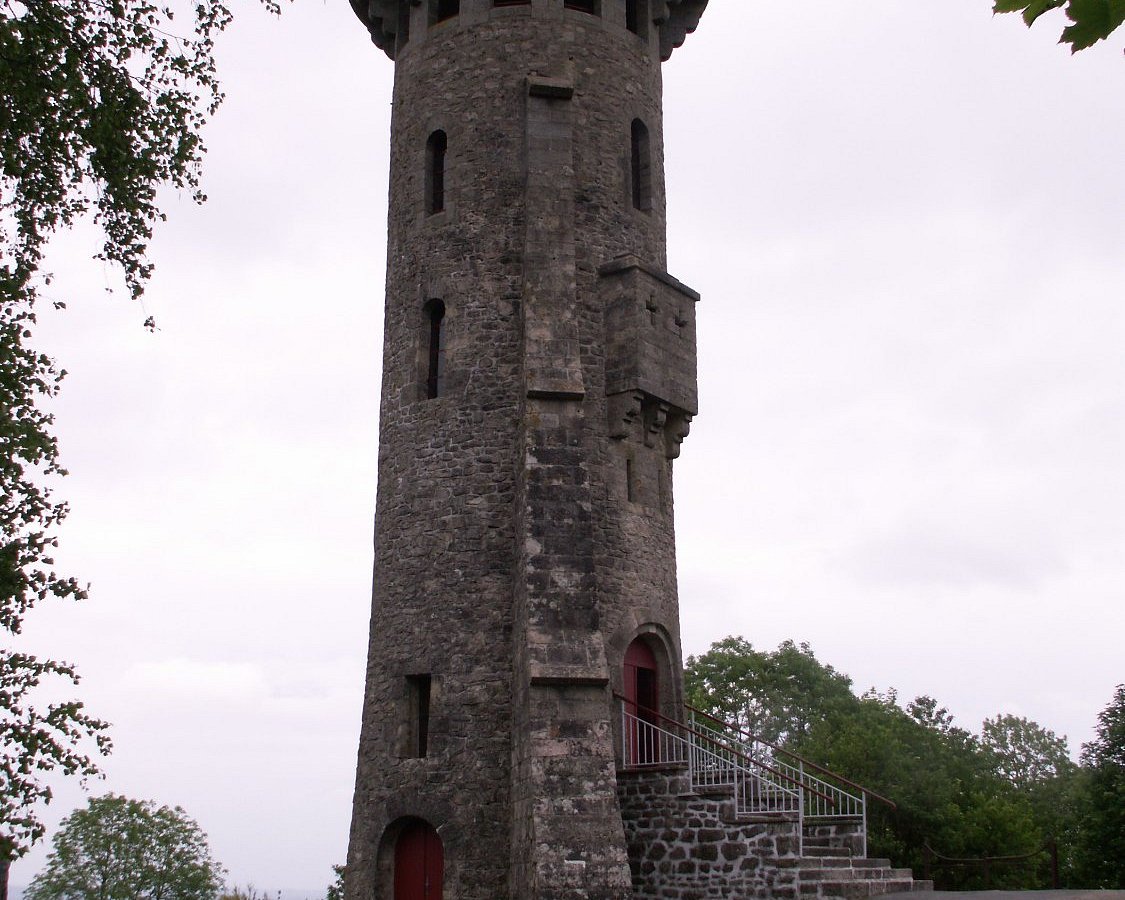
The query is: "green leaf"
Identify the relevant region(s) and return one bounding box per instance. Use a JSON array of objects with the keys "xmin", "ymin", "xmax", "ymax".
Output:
[
  {"xmin": 1061, "ymin": 0, "xmax": 1125, "ymax": 48},
  {"xmin": 1023, "ymin": 0, "xmax": 1068, "ymax": 25}
]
